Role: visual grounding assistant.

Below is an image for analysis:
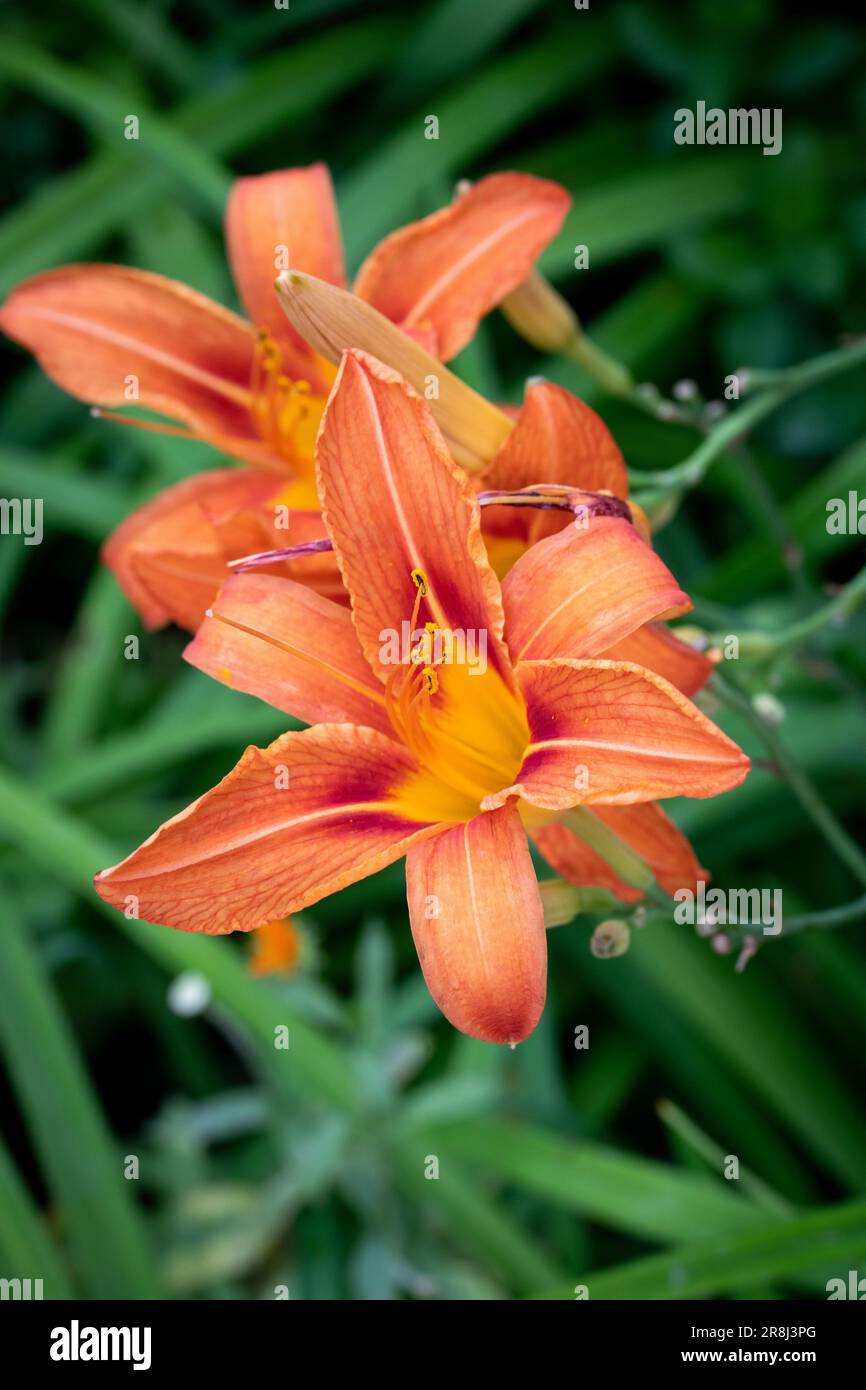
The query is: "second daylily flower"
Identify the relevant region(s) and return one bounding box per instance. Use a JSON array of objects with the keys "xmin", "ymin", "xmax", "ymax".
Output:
[
  {"xmin": 94, "ymin": 352, "xmax": 749, "ymax": 1045},
  {"xmin": 0, "ymin": 164, "xmax": 569, "ymax": 629}
]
